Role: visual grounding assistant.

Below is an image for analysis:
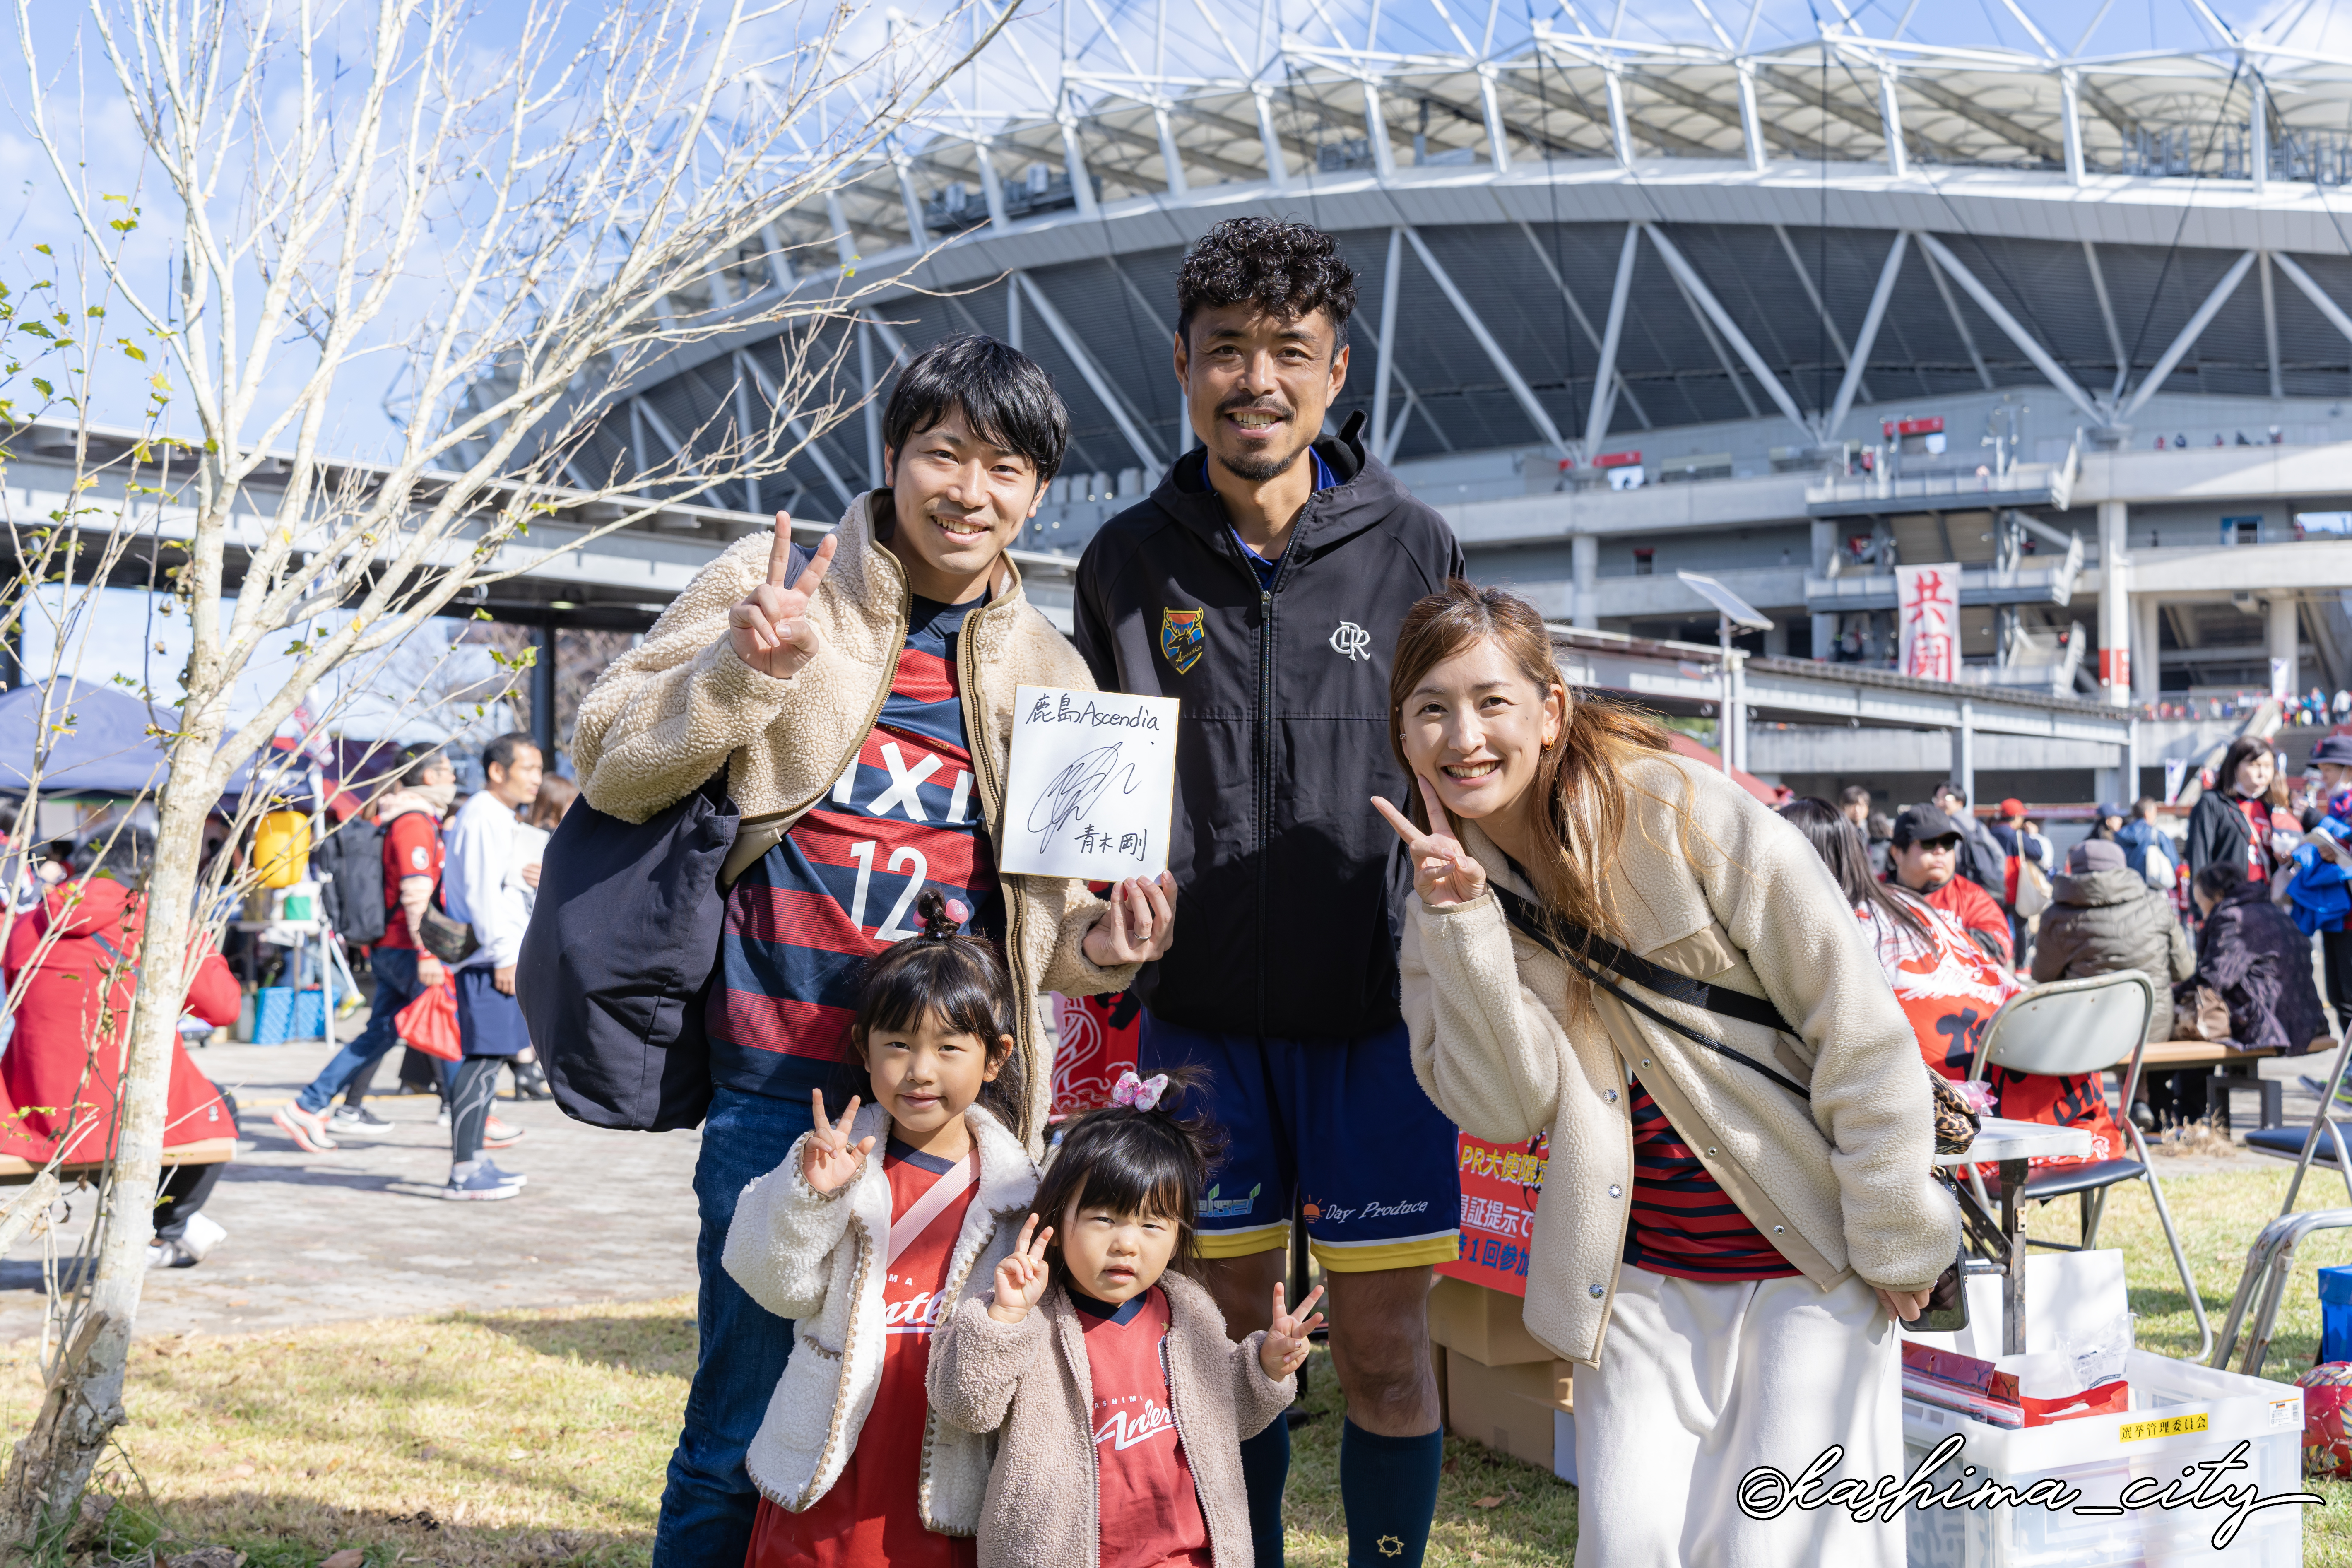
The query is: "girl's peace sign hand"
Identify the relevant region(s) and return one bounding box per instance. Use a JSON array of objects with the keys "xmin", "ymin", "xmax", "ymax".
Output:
[
  {"xmin": 1372, "ymin": 775, "xmax": 1490, "ymax": 907},
  {"xmin": 801, "ymin": 1090, "xmax": 876, "ymax": 1194},
  {"xmin": 729, "ymin": 518, "xmax": 838, "ymax": 679},
  {"xmin": 988, "ymin": 1213, "xmax": 1057, "ymax": 1324},
  {"xmin": 1259, "ymin": 1281, "xmax": 1326, "ymax": 1379}
]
